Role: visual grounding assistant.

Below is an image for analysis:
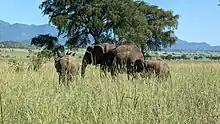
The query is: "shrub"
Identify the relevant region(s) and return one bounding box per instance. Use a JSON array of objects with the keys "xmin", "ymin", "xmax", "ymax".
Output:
[
  {"xmin": 27, "ymin": 56, "xmax": 45, "ymax": 71},
  {"xmin": 8, "ymin": 59, "xmax": 25, "ymax": 72}
]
